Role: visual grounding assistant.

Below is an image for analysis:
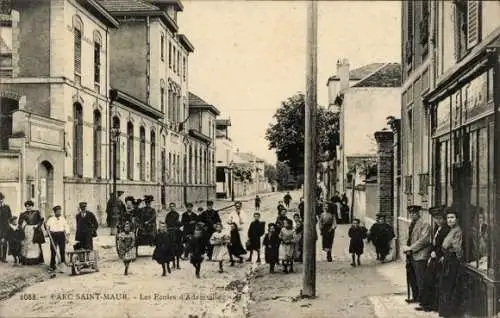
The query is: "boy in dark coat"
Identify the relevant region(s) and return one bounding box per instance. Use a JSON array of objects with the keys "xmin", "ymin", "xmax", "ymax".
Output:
[
  {"xmin": 263, "ymin": 223, "xmax": 279, "ymax": 273},
  {"xmin": 181, "ymin": 203, "xmax": 198, "ymax": 258},
  {"xmin": 246, "ymin": 212, "xmax": 265, "ymax": 263},
  {"xmin": 254, "ymin": 195, "xmax": 261, "ymax": 211},
  {"xmin": 348, "ymin": 218, "xmax": 368, "ymax": 266},
  {"xmin": 153, "ymin": 221, "xmax": 175, "ymax": 276},
  {"xmin": 7, "ymin": 216, "xmax": 23, "ymax": 265},
  {"xmin": 186, "ymin": 224, "xmax": 206, "ymax": 279},
  {"xmin": 367, "ymin": 214, "xmax": 395, "ymax": 262}
]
